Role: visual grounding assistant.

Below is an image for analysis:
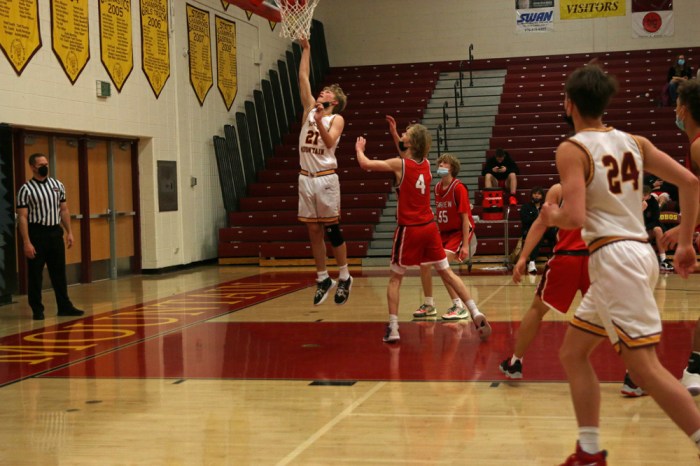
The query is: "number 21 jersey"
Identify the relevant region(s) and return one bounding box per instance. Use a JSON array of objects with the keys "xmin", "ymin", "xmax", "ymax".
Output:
[{"xmin": 298, "ymin": 108, "xmax": 338, "ymax": 173}]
